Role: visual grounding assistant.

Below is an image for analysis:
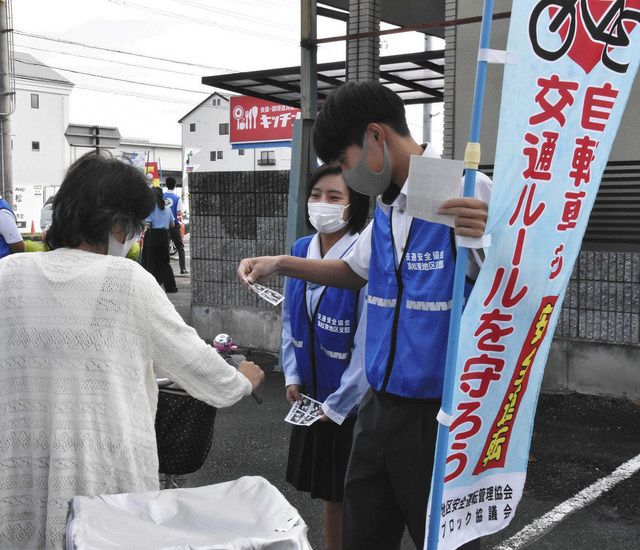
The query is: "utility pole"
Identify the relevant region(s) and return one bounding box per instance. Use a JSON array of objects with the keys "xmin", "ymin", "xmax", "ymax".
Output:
[
  {"xmin": 0, "ymin": 0, "xmax": 14, "ymax": 205},
  {"xmin": 285, "ymin": 0, "xmax": 317, "ymax": 253}
]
